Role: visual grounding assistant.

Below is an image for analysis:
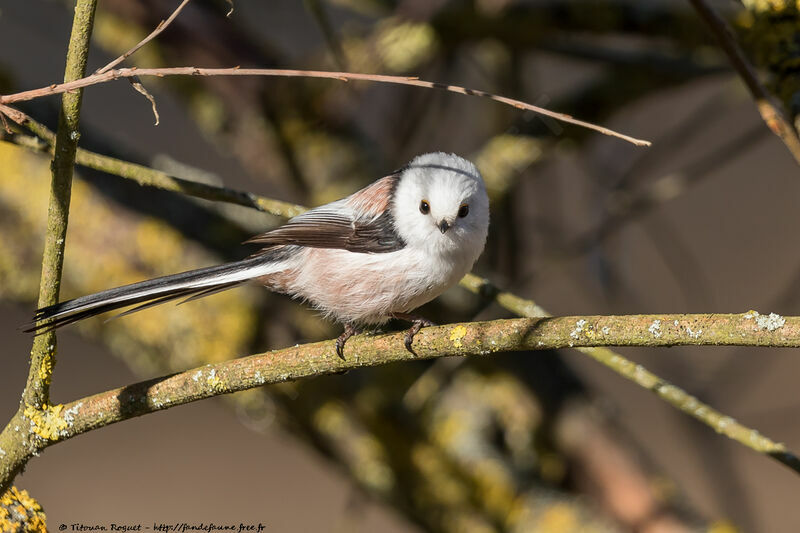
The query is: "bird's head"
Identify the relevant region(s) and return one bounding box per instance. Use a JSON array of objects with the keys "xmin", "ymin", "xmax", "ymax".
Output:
[{"xmin": 392, "ymin": 152, "xmax": 489, "ymax": 258}]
